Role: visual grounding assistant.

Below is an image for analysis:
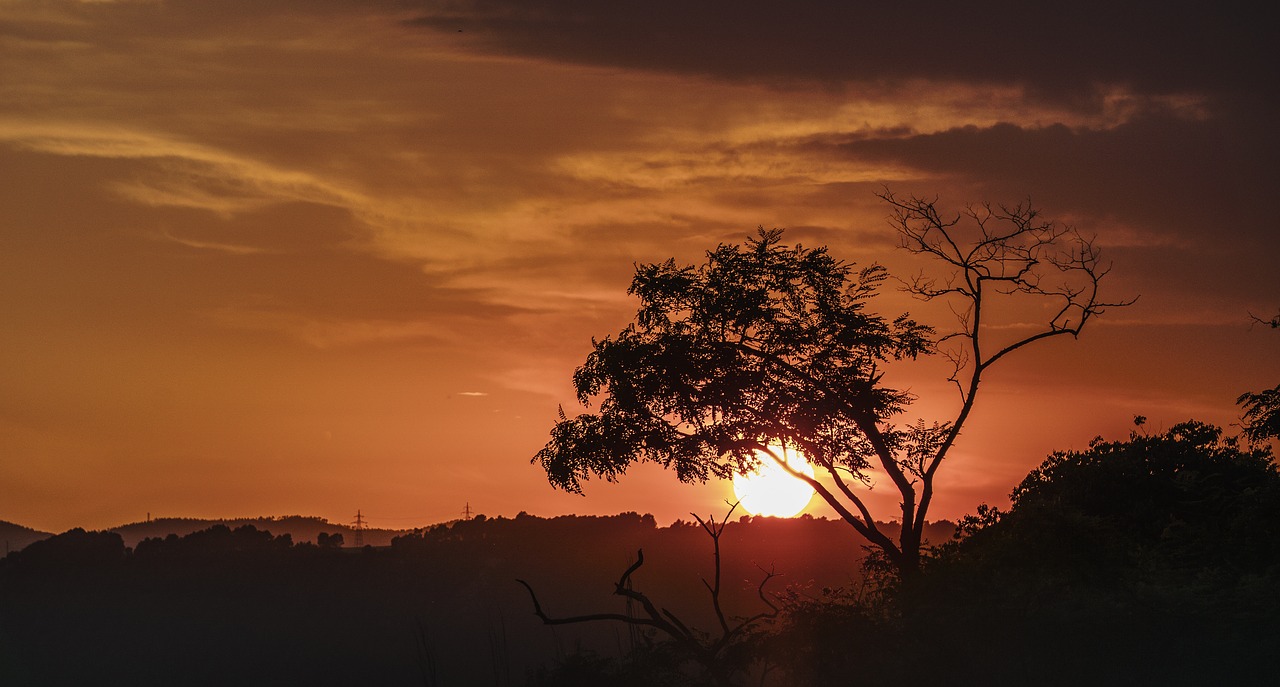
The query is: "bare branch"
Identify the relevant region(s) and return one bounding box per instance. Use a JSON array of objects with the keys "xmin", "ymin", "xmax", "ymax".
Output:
[
  {"xmin": 1249, "ymin": 310, "xmax": 1279, "ymax": 329},
  {"xmin": 518, "ymin": 504, "xmax": 780, "ymax": 686},
  {"xmin": 880, "ymin": 189, "xmax": 1135, "ymax": 561},
  {"xmin": 516, "ymin": 550, "xmax": 686, "ymax": 638},
  {"xmin": 757, "ymin": 443, "xmax": 900, "ymax": 558},
  {"xmin": 692, "ymin": 505, "xmax": 738, "ymax": 637}
]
